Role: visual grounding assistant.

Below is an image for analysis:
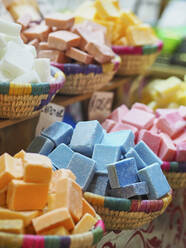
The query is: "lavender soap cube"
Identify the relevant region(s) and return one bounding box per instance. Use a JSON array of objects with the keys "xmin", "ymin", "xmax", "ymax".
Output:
[
  {"xmin": 41, "ymin": 121, "xmax": 73, "ymax": 146},
  {"xmin": 27, "ymin": 135, "xmax": 55, "ymax": 155},
  {"xmin": 138, "ymin": 162, "xmax": 171, "ymax": 199},
  {"xmin": 69, "ymin": 120, "xmax": 105, "ymax": 157}
]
